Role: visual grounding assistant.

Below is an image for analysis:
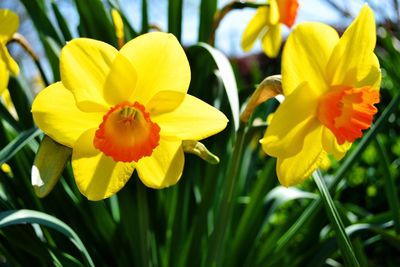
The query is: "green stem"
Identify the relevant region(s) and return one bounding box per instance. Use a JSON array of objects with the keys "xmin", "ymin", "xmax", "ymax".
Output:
[
  {"xmin": 375, "ymin": 137, "xmax": 400, "ymax": 234},
  {"xmin": 136, "ymin": 181, "xmax": 150, "ymax": 266},
  {"xmin": 206, "ymin": 122, "xmax": 247, "ymax": 267},
  {"xmin": 313, "ymin": 170, "xmax": 360, "ymax": 267},
  {"xmin": 10, "ymin": 33, "xmax": 49, "ymax": 86}
]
